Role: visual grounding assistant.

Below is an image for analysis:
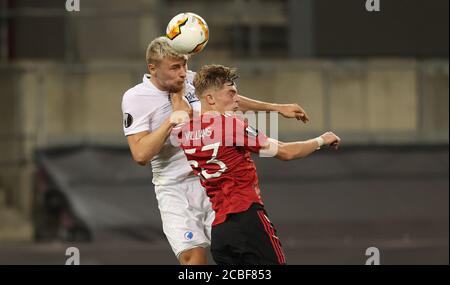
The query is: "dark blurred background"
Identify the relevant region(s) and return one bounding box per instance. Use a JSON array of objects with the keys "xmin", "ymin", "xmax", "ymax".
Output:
[{"xmin": 0, "ymin": 0, "xmax": 448, "ymax": 264}]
